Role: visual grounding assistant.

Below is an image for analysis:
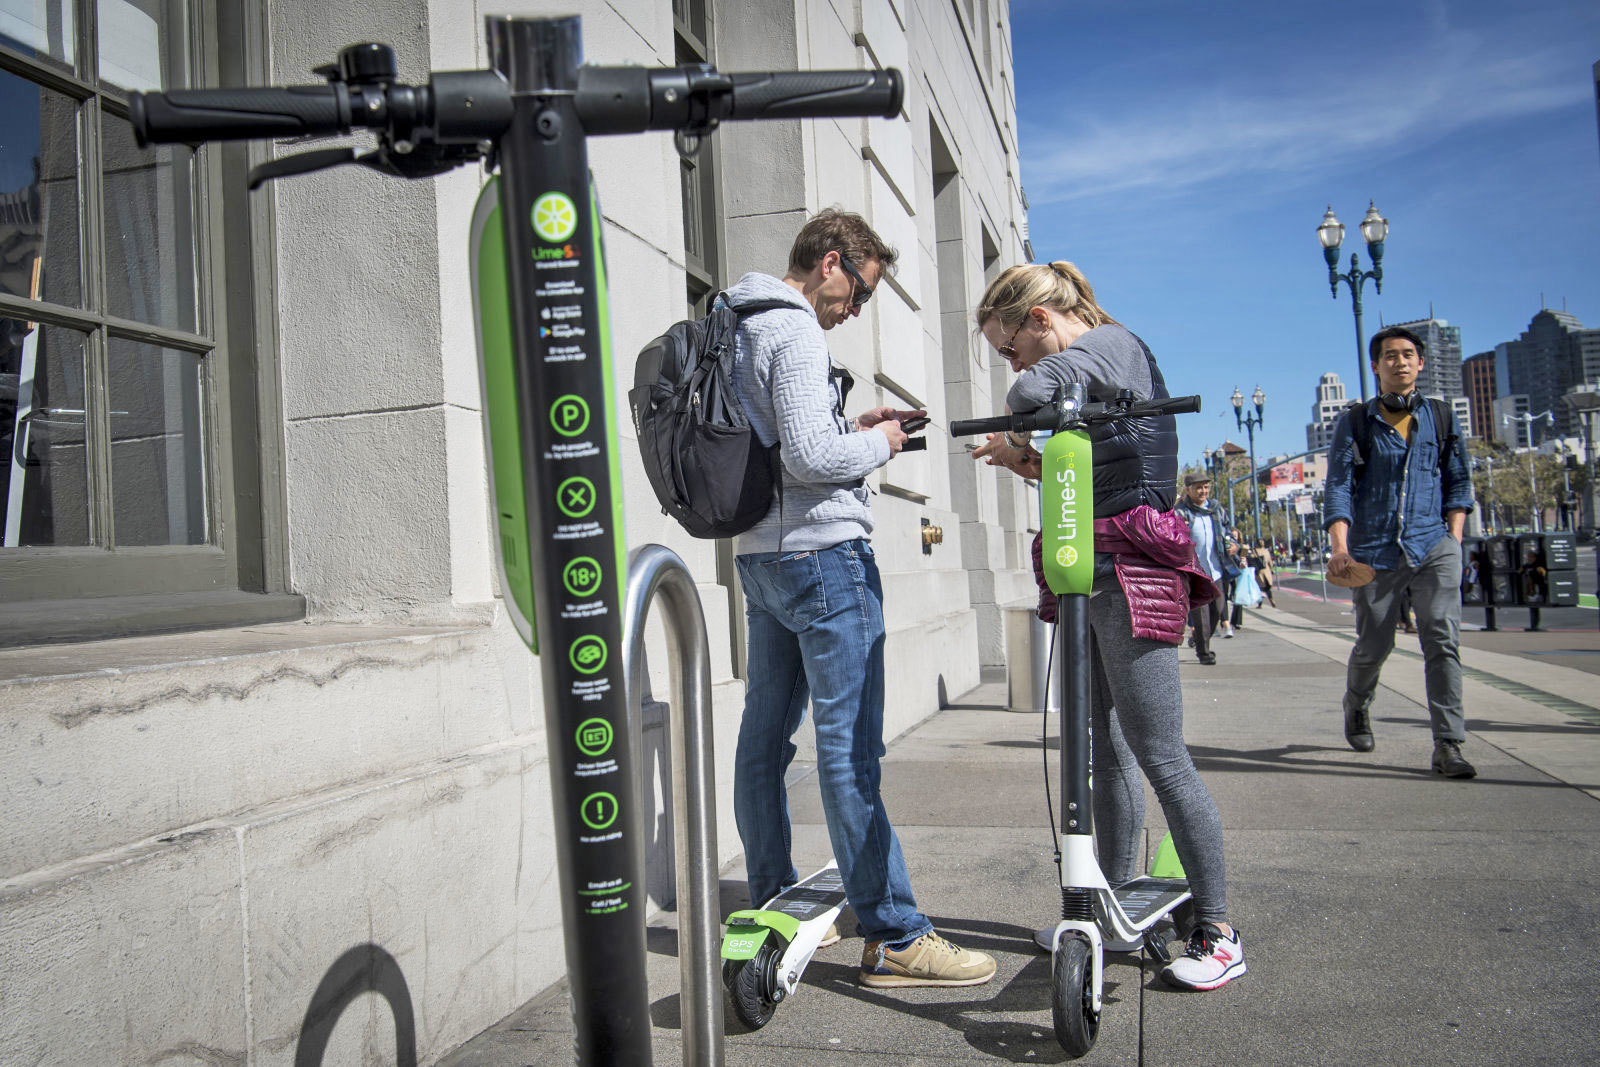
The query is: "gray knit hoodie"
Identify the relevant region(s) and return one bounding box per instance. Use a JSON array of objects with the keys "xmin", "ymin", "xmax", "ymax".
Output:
[{"xmin": 724, "ymin": 272, "xmax": 890, "ymax": 554}]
